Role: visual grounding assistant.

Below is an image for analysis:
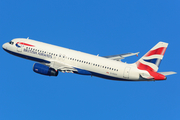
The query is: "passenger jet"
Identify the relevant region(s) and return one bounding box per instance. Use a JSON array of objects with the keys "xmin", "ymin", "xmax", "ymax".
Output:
[{"xmin": 2, "ymin": 38, "xmax": 176, "ymax": 81}]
